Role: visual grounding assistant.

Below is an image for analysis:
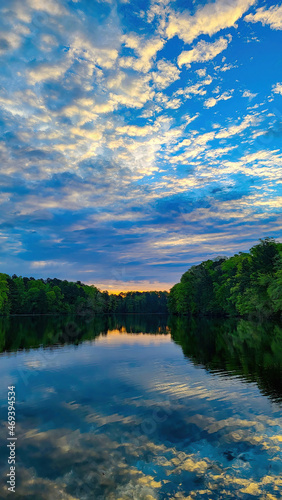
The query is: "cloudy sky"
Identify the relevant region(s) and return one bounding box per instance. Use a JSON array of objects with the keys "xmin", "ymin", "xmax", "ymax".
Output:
[{"xmin": 1, "ymin": 0, "xmax": 282, "ymax": 291}]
